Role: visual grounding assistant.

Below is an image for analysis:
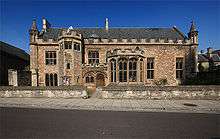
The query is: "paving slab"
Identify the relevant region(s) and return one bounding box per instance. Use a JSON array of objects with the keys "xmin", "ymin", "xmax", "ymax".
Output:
[{"xmin": 0, "ymin": 98, "xmax": 219, "ymax": 114}]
